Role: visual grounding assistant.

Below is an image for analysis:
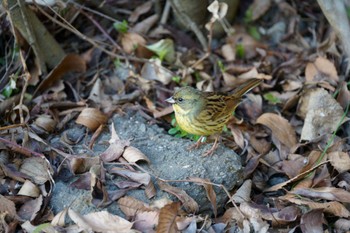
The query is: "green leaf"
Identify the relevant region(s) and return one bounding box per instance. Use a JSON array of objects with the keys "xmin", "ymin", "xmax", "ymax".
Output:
[
  {"xmin": 247, "ymin": 26, "xmax": 261, "ymax": 40},
  {"xmin": 2, "ymin": 75, "xmax": 17, "ymax": 98},
  {"xmin": 217, "ymin": 60, "xmax": 226, "ymax": 72},
  {"xmin": 236, "ymin": 44, "xmax": 245, "ymax": 59},
  {"xmin": 263, "ymin": 92, "xmax": 281, "ymax": 104},
  {"xmin": 113, "ymin": 20, "xmax": 128, "ymax": 33},
  {"xmin": 168, "ymin": 128, "xmax": 179, "ymax": 135},
  {"xmin": 146, "ymin": 39, "xmax": 175, "ymax": 63},
  {"xmin": 244, "ymin": 6, "xmax": 253, "ymax": 24},
  {"xmin": 172, "ymin": 75, "xmax": 181, "ymax": 84},
  {"xmin": 33, "ymin": 223, "xmax": 52, "ymax": 233}
]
